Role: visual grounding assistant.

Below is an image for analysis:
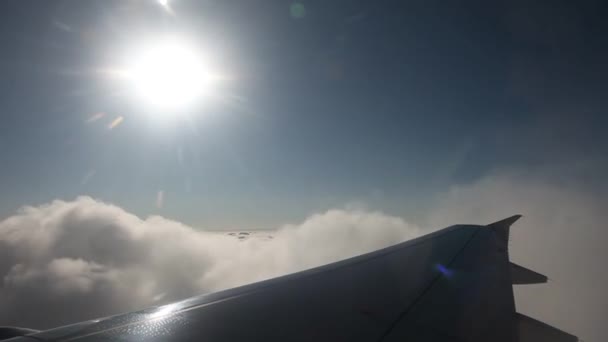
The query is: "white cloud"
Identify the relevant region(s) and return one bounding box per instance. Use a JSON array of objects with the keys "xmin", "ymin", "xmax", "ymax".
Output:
[
  {"xmin": 1, "ymin": 171, "xmax": 605, "ymax": 341},
  {"xmin": 0, "ymin": 197, "xmax": 419, "ymax": 329}
]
